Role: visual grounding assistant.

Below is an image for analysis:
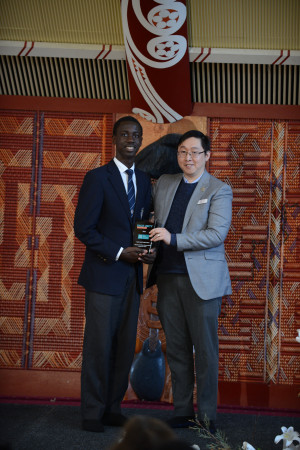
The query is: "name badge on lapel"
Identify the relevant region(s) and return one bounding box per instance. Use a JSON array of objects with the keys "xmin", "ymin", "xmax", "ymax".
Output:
[{"xmin": 197, "ymin": 199, "xmax": 208, "ymax": 204}]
